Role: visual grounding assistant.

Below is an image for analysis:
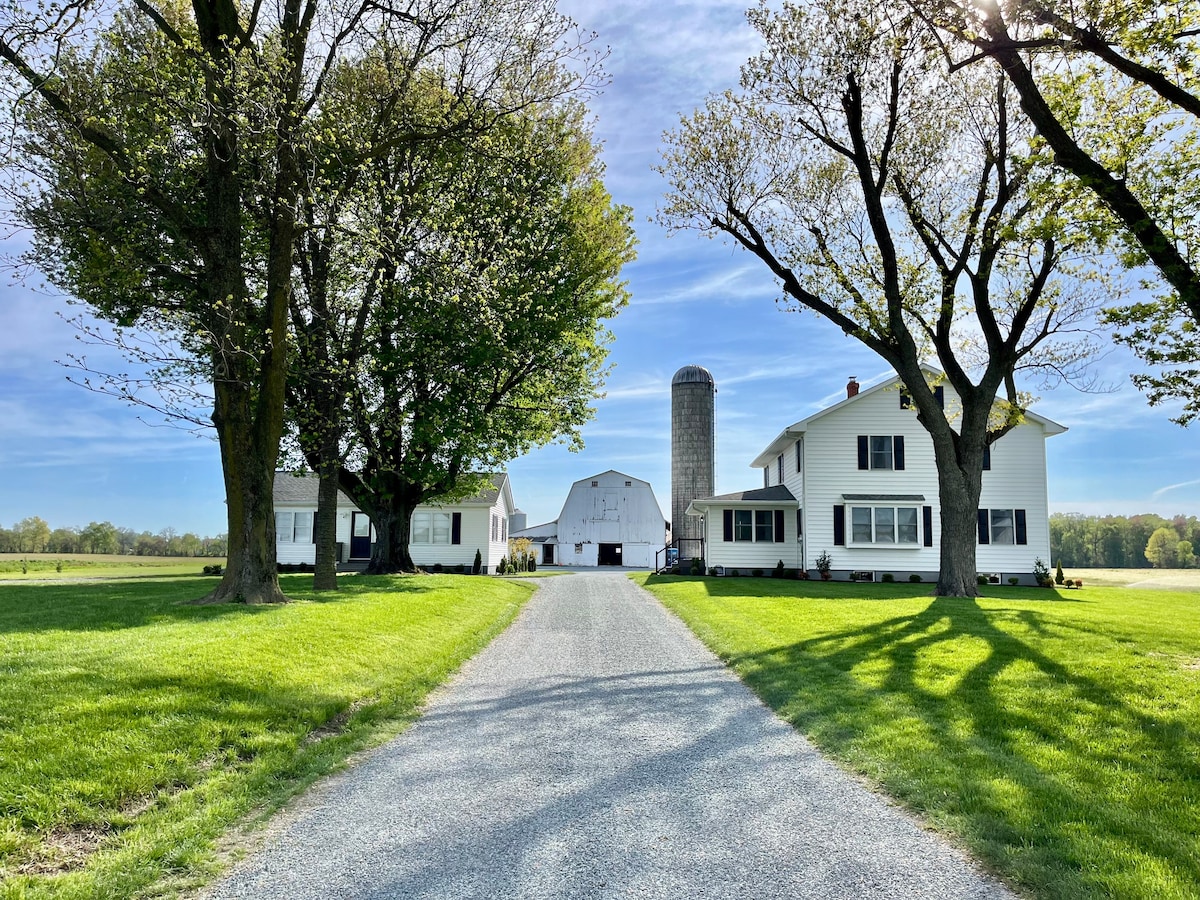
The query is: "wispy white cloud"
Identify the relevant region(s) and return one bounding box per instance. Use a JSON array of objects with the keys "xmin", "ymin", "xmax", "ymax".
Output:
[{"xmin": 1151, "ymin": 479, "xmax": 1200, "ymax": 502}]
